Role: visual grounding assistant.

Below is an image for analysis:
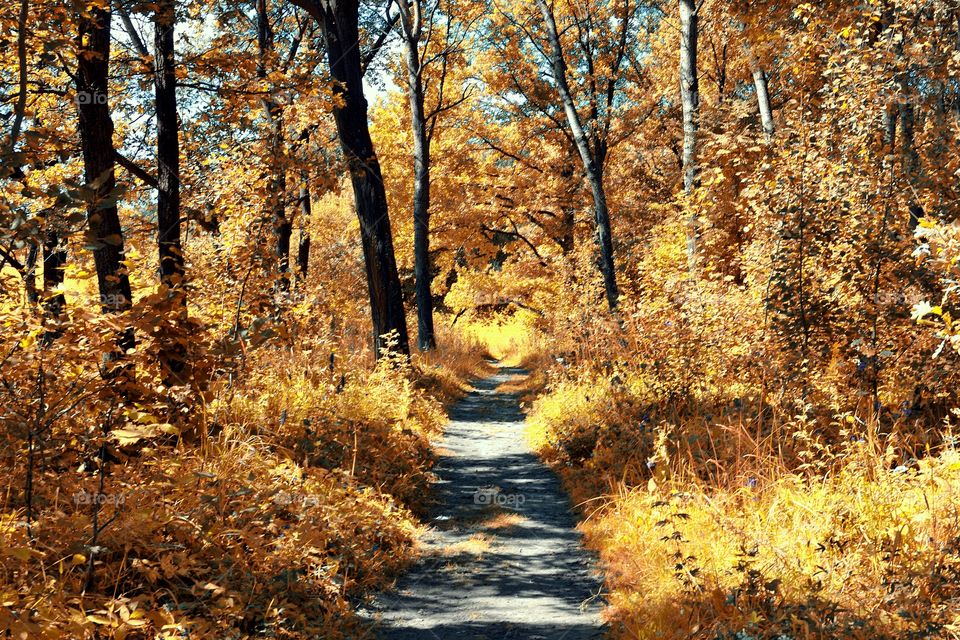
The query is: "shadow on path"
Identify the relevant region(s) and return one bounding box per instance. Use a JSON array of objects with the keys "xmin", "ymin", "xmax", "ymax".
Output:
[{"xmin": 359, "ymin": 365, "xmax": 607, "ymax": 640}]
